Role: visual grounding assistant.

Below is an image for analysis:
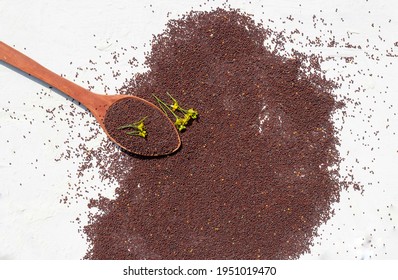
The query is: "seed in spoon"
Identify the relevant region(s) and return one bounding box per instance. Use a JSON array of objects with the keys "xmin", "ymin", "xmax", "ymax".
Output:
[{"xmin": 104, "ymin": 98, "xmax": 180, "ymax": 156}]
